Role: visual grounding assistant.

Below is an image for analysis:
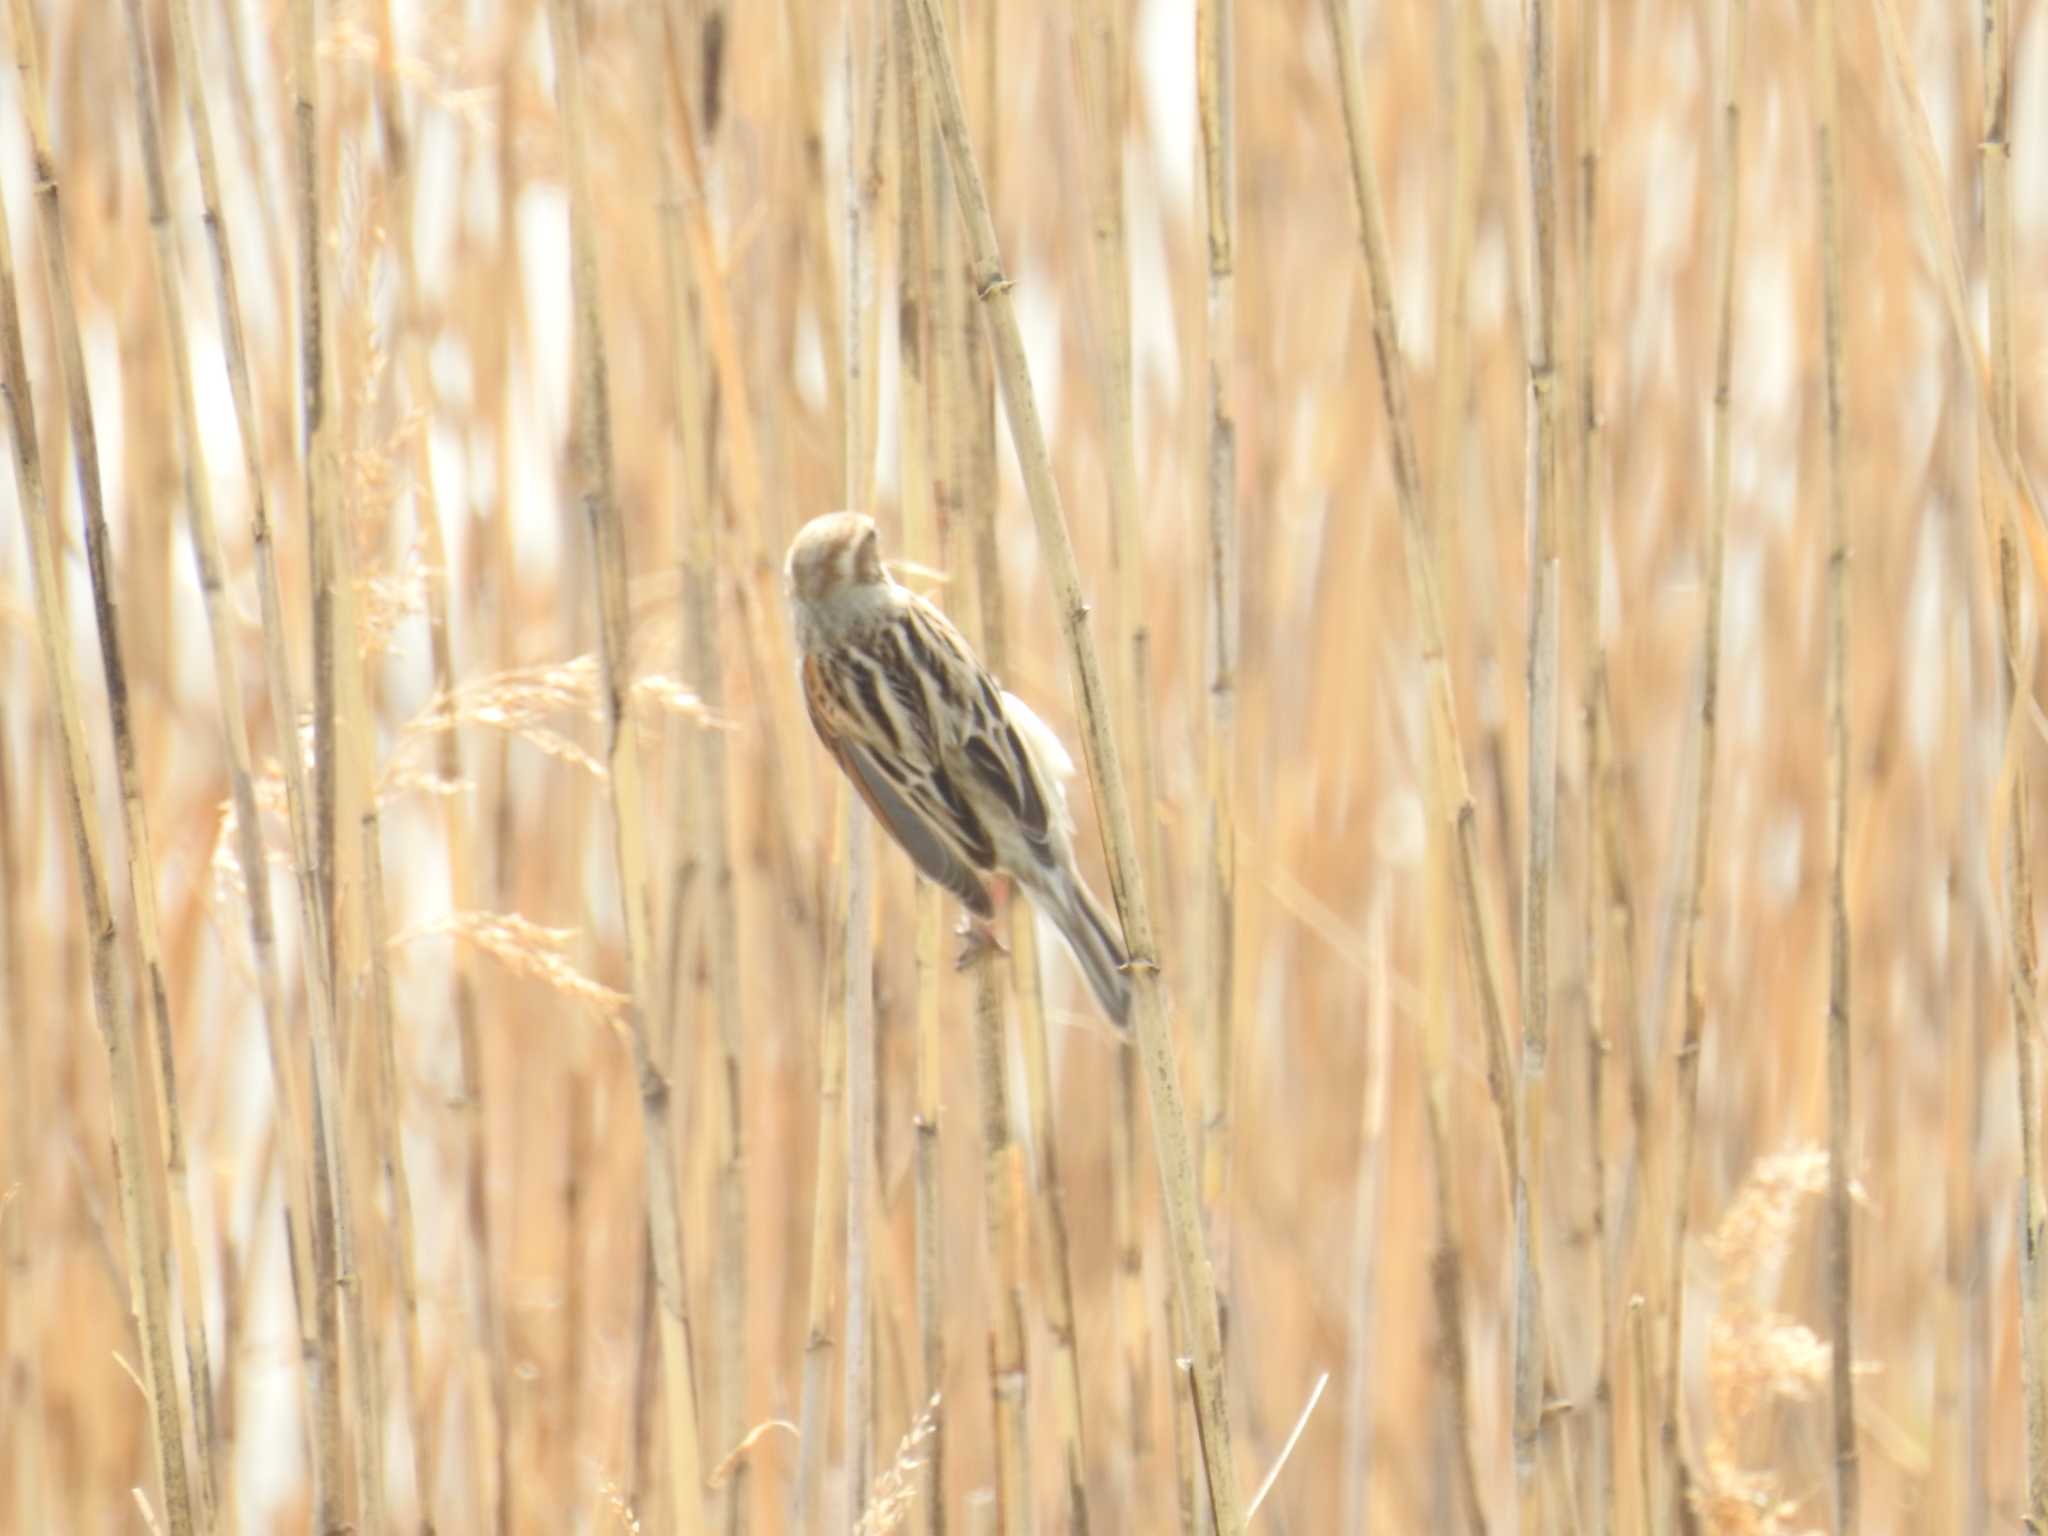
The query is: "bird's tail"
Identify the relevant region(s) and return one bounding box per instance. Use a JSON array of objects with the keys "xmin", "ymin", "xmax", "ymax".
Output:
[{"xmin": 1032, "ymin": 868, "xmax": 1132, "ymax": 1030}]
